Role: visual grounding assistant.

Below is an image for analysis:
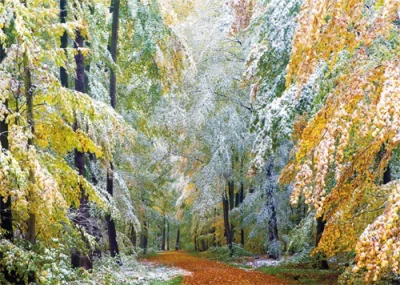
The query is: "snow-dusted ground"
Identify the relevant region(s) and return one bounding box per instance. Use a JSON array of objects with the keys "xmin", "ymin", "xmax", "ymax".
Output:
[
  {"xmin": 245, "ymin": 258, "xmax": 282, "ymax": 268},
  {"xmin": 80, "ymin": 254, "xmax": 190, "ymax": 285},
  {"xmin": 233, "ymin": 257, "xmax": 282, "ymax": 269}
]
